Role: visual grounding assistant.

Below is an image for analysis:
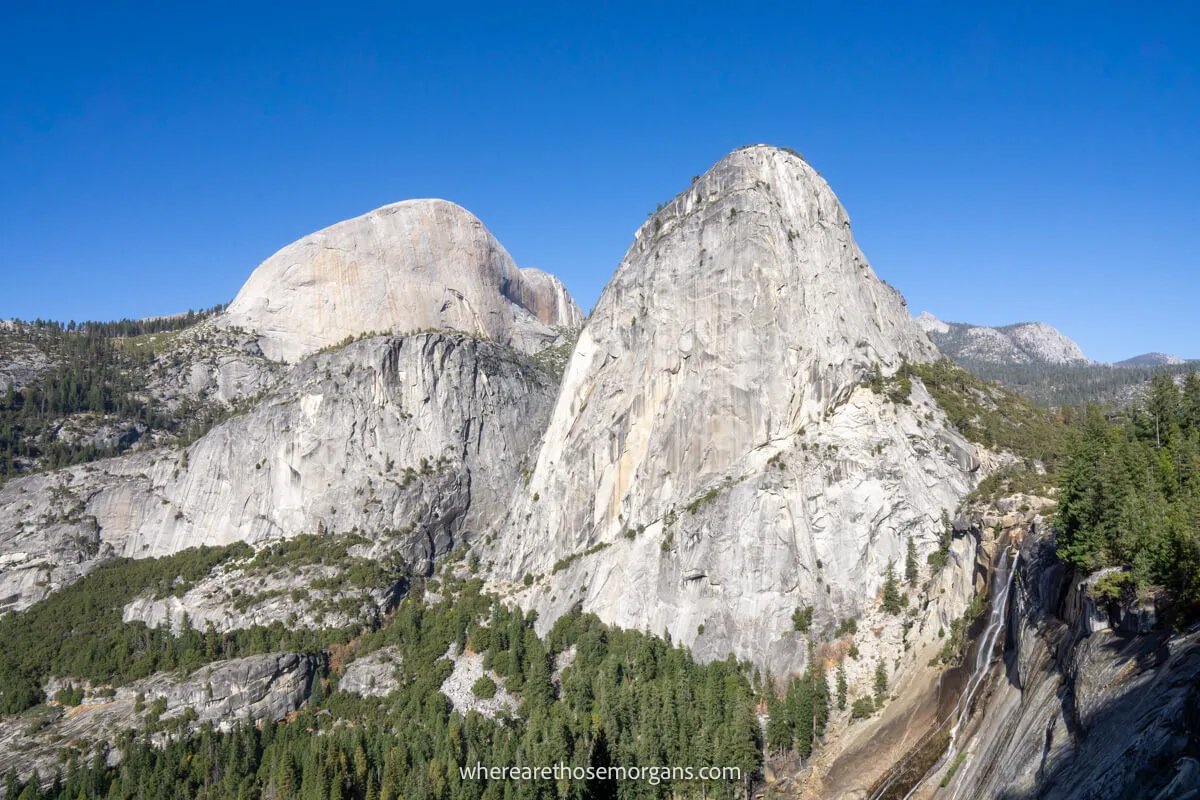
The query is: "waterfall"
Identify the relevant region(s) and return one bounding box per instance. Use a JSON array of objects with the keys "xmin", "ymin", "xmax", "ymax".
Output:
[
  {"xmin": 871, "ymin": 548, "xmax": 1019, "ymax": 800},
  {"xmin": 948, "ymin": 548, "xmax": 1017, "ymax": 751},
  {"xmin": 914, "ymin": 548, "xmax": 1017, "ymax": 800}
]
